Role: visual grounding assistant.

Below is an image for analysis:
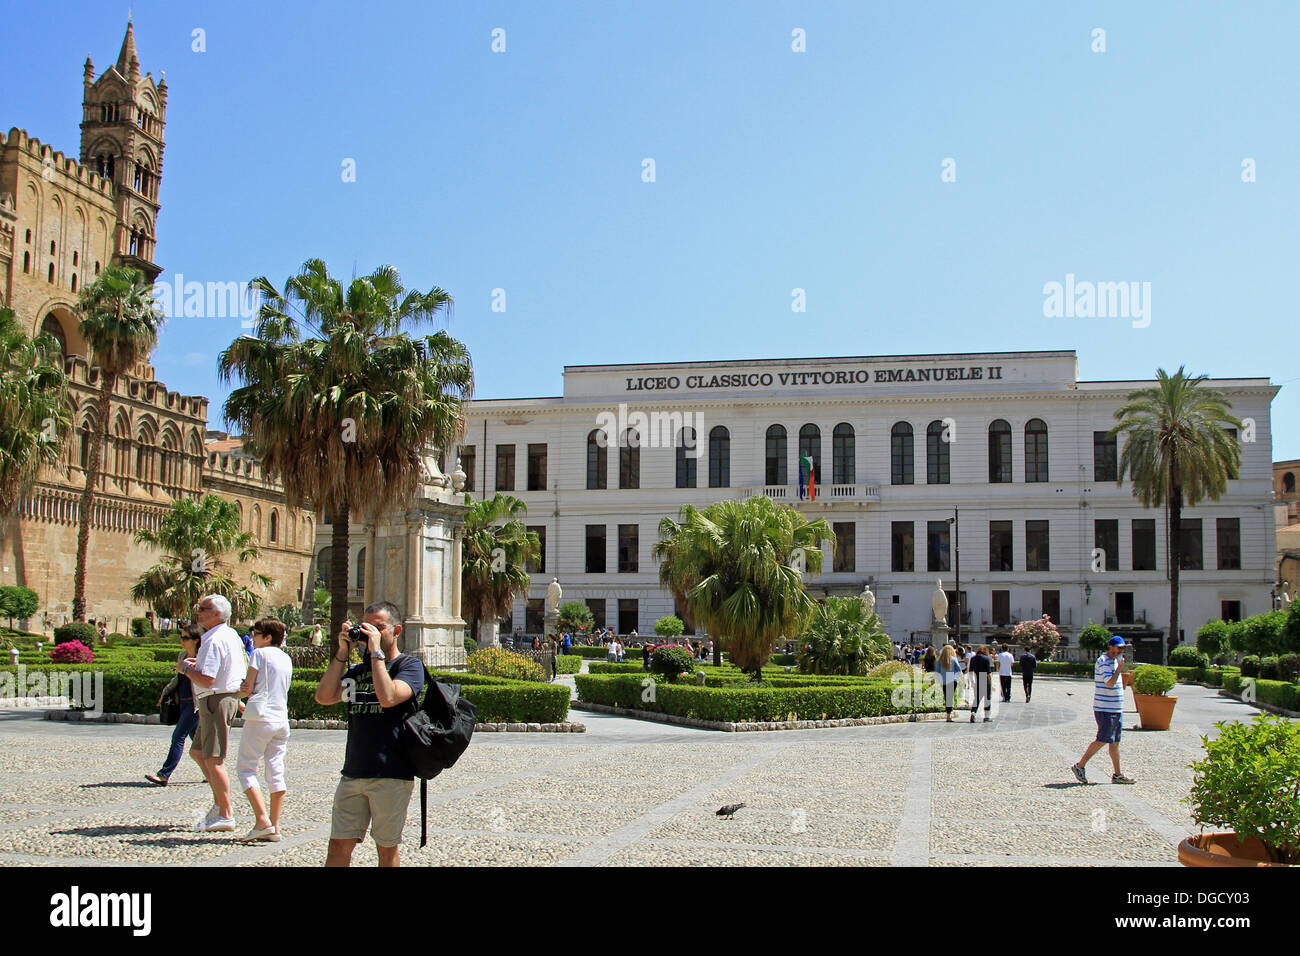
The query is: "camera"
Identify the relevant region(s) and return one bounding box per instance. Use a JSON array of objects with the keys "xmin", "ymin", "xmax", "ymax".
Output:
[{"xmin": 347, "ymin": 624, "xmax": 367, "ymax": 647}]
